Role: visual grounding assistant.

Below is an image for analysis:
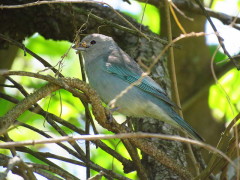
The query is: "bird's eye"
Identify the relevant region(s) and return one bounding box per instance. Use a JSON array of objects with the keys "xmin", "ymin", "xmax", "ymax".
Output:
[{"xmin": 90, "ymin": 40, "xmax": 96, "ymax": 45}]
